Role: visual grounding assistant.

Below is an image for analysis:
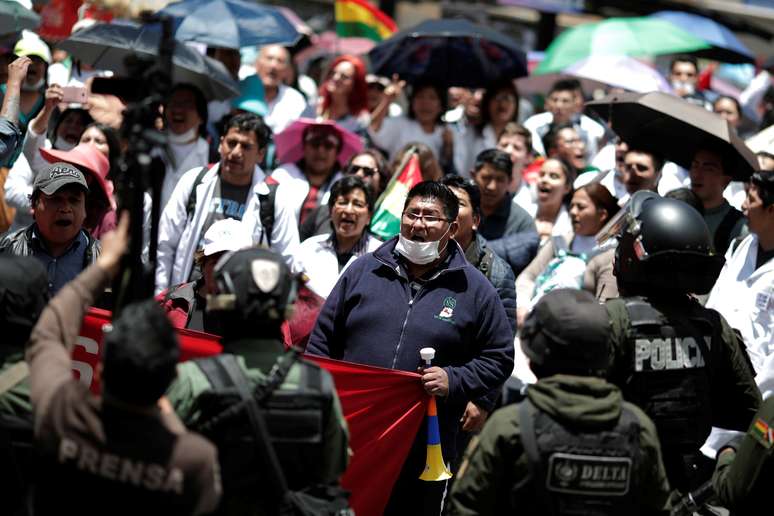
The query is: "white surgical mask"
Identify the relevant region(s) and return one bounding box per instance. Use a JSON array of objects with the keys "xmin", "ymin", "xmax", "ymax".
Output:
[
  {"xmin": 168, "ymin": 126, "xmax": 199, "ymax": 145},
  {"xmin": 22, "ymin": 77, "xmax": 45, "ymax": 92},
  {"xmin": 395, "ymin": 226, "xmax": 451, "ymax": 265},
  {"xmin": 671, "ymin": 80, "xmax": 695, "ymax": 96},
  {"xmin": 53, "ymin": 136, "xmax": 76, "ymax": 151}
]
